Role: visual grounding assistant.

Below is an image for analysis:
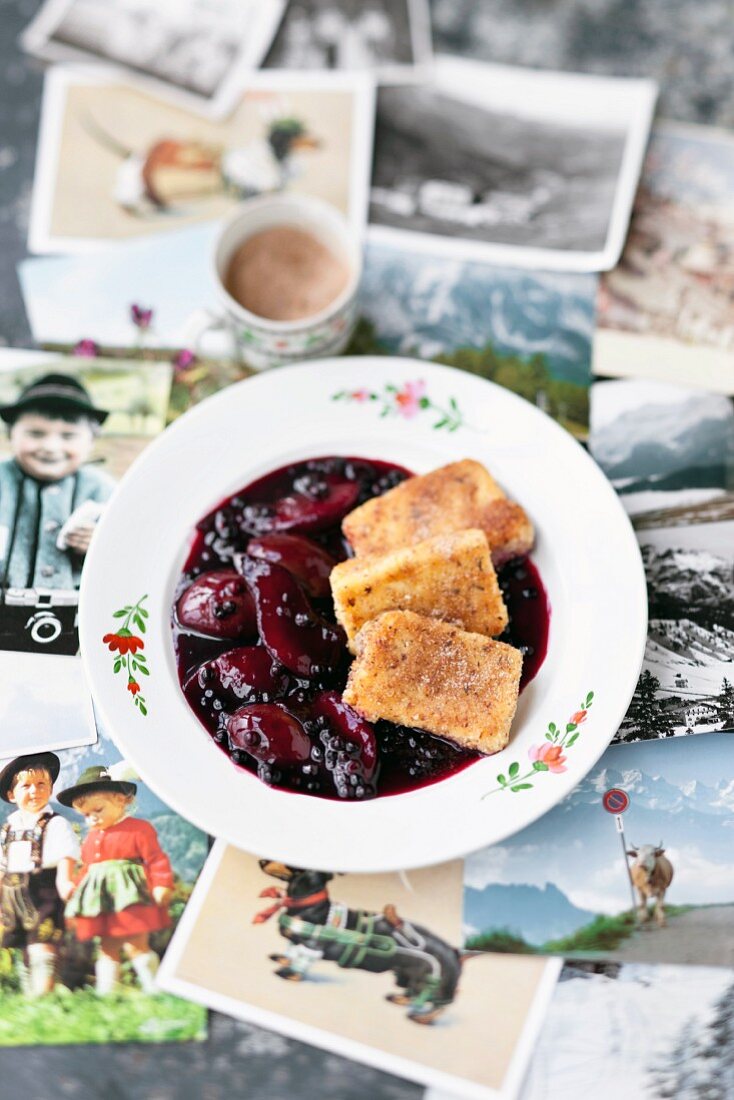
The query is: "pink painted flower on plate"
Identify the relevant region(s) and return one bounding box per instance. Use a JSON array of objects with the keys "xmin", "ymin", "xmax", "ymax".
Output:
[
  {"xmin": 394, "ymin": 380, "xmax": 426, "ymax": 419},
  {"xmin": 350, "ymin": 388, "xmax": 370, "ymax": 402},
  {"xmin": 570, "ymin": 709, "xmax": 588, "ymax": 725},
  {"xmin": 528, "ymin": 743, "xmax": 567, "ymax": 773}
]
